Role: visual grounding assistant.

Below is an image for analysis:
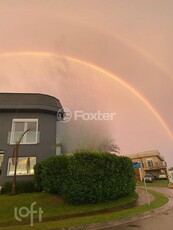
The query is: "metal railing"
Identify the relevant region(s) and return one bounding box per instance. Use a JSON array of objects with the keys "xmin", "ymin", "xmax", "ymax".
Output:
[
  {"xmin": 7, "ymin": 131, "xmax": 40, "ymax": 145},
  {"xmin": 142, "ymin": 162, "xmax": 167, "ymax": 170}
]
